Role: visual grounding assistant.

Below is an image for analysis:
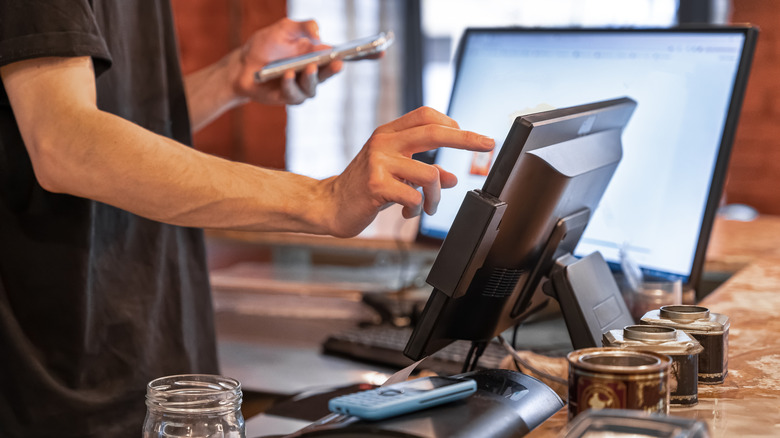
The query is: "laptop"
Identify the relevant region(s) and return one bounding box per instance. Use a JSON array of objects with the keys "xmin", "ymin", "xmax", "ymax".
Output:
[{"xmin": 417, "ymin": 26, "xmax": 757, "ymax": 298}]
